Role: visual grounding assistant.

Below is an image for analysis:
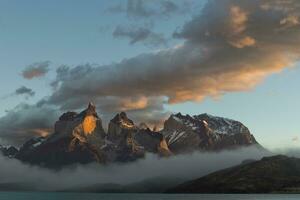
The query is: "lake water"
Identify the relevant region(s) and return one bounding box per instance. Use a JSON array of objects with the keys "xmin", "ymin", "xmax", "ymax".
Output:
[{"xmin": 0, "ymin": 193, "xmax": 299, "ymax": 200}]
